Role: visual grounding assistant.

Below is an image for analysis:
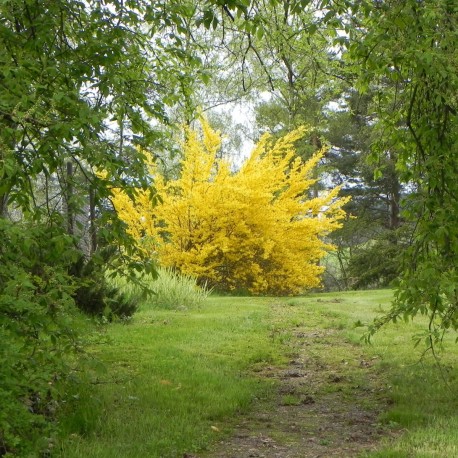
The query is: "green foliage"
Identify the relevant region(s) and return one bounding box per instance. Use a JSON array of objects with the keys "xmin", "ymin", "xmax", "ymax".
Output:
[
  {"xmin": 0, "ymin": 1, "xmax": 207, "ymax": 453},
  {"xmin": 0, "ymin": 219, "xmax": 85, "ymax": 456},
  {"xmin": 347, "ymin": 241, "xmax": 399, "ymax": 290},
  {"xmin": 347, "ymin": 230, "xmax": 408, "ymax": 290},
  {"xmin": 320, "ymin": 87, "xmax": 407, "ymax": 291},
  {"xmin": 0, "ymin": 0, "xmax": 202, "ymax": 280},
  {"xmin": 70, "ymin": 254, "xmax": 140, "ymax": 320},
  {"xmin": 345, "ymin": 0, "xmax": 458, "ymax": 342}
]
